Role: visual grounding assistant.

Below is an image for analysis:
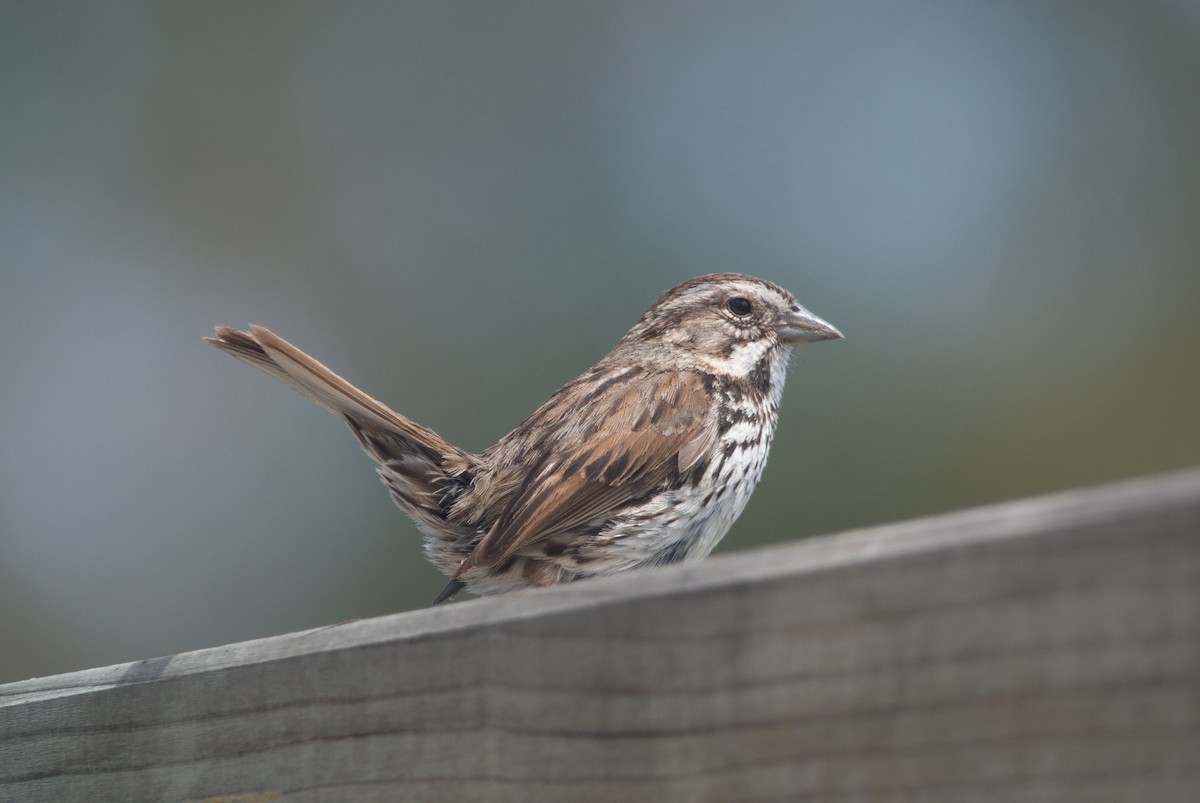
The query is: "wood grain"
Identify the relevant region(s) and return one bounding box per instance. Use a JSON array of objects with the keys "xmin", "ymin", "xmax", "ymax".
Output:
[{"xmin": 2, "ymin": 469, "xmax": 1198, "ymax": 802}]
